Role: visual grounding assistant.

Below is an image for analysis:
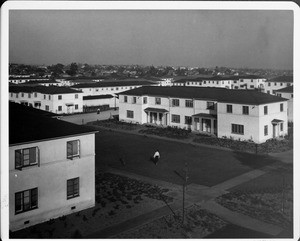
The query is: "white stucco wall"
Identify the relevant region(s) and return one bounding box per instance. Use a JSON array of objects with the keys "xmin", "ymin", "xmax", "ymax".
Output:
[{"xmin": 9, "ymin": 133, "xmax": 96, "ymax": 231}]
